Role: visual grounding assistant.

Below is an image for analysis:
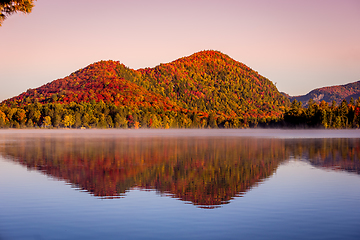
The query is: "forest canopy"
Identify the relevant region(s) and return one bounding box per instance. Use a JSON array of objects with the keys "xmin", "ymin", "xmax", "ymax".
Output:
[{"xmin": 1, "ymin": 50, "xmax": 359, "ymax": 129}]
